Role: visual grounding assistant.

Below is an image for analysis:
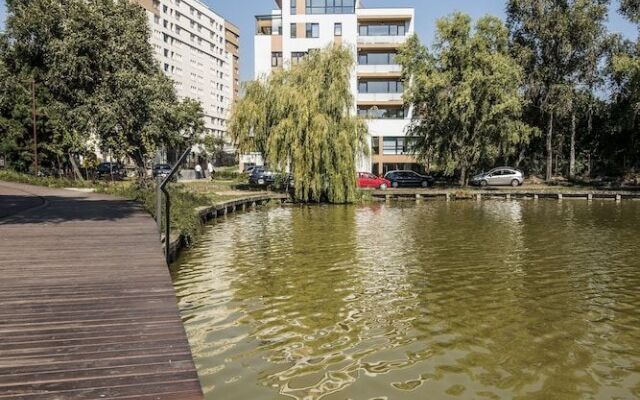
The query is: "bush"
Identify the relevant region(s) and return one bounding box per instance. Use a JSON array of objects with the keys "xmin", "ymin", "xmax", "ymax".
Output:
[
  {"xmin": 97, "ymin": 180, "xmax": 211, "ymax": 246},
  {"xmin": 0, "ymin": 169, "xmax": 95, "ymax": 189}
]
